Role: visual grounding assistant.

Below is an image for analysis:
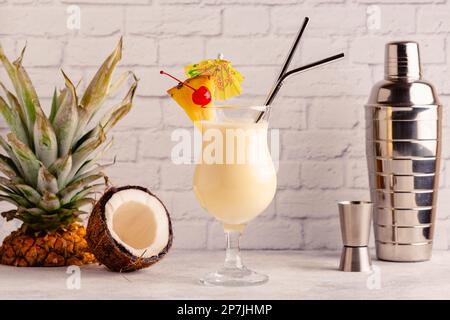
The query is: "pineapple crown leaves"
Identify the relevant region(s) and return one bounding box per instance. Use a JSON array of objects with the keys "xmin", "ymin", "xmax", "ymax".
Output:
[{"xmin": 0, "ymin": 38, "xmax": 138, "ymax": 232}]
